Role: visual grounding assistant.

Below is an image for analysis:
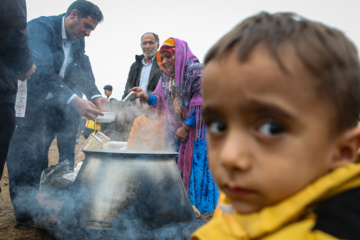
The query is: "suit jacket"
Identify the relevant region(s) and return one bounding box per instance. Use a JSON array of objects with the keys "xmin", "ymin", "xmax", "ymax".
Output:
[
  {"xmin": 0, "ymin": 0, "xmax": 33, "ymax": 103},
  {"xmin": 122, "ymin": 54, "xmax": 162, "ymax": 99},
  {"xmin": 26, "ymin": 14, "xmax": 100, "ymax": 109}
]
